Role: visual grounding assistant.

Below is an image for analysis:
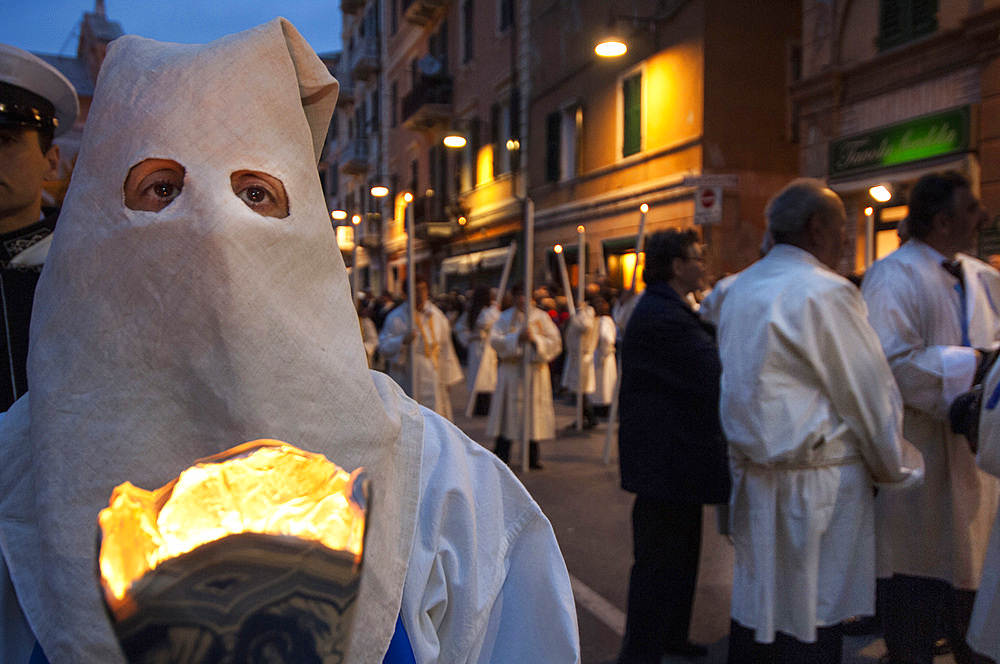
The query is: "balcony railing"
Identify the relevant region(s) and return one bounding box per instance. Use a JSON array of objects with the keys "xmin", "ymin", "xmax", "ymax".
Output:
[
  {"xmin": 401, "ymin": 76, "xmax": 453, "ymax": 132},
  {"xmin": 349, "ymin": 40, "xmax": 379, "ymax": 82},
  {"xmin": 341, "ymin": 139, "xmax": 371, "ymax": 175},
  {"xmin": 402, "ymin": 0, "xmax": 450, "ymax": 26}
]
